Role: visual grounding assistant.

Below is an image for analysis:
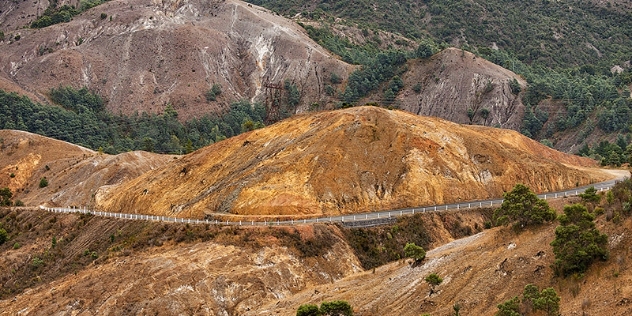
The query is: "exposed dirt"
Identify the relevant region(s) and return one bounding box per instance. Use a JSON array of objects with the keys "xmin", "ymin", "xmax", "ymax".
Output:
[
  {"xmin": 0, "ymin": 206, "xmax": 489, "ymax": 314},
  {"xmin": 0, "ymin": 0, "xmax": 354, "ymax": 121},
  {"xmin": 0, "ymin": 130, "xmax": 174, "ymax": 207},
  {"xmin": 256, "ymin": 199, "xmax": 632, "ymax": 316},
  {"xmin": 3, "ymin": 196, "xmax": 632, "ymax": 315},
  {"xmin": 97, "ymin": 106, "xmax": 609, "ymax": 219}
]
